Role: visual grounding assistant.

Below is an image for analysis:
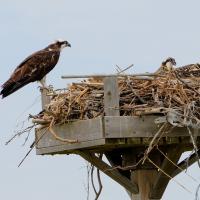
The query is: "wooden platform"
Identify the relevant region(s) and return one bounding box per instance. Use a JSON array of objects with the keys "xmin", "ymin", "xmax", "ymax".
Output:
[{"xmin": 35, "ymin": 76, "xmax": 200, "ymax": 200}]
